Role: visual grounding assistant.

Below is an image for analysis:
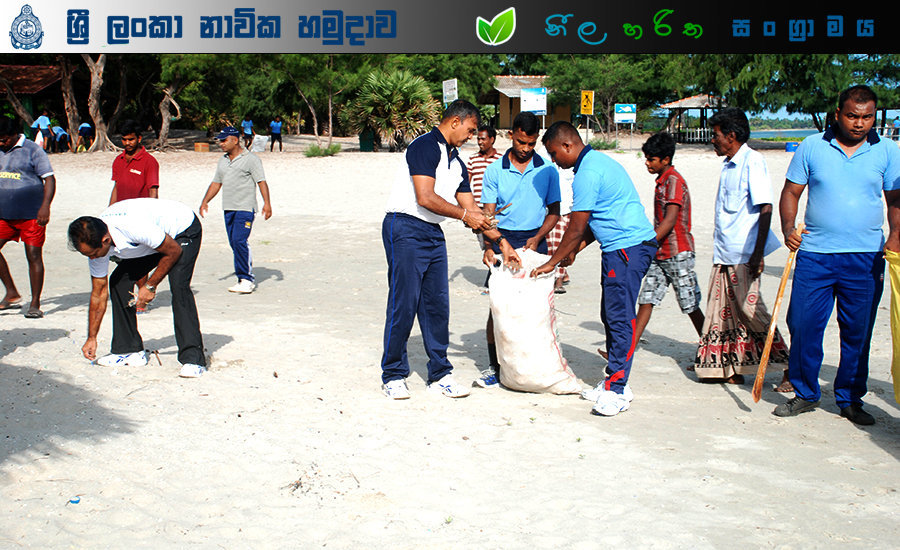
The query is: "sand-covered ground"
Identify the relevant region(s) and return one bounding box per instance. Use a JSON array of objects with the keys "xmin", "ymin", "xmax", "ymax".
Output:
[{"xmin": 1, "ymin": 133, "xmax": 898, "ymax": 548}]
